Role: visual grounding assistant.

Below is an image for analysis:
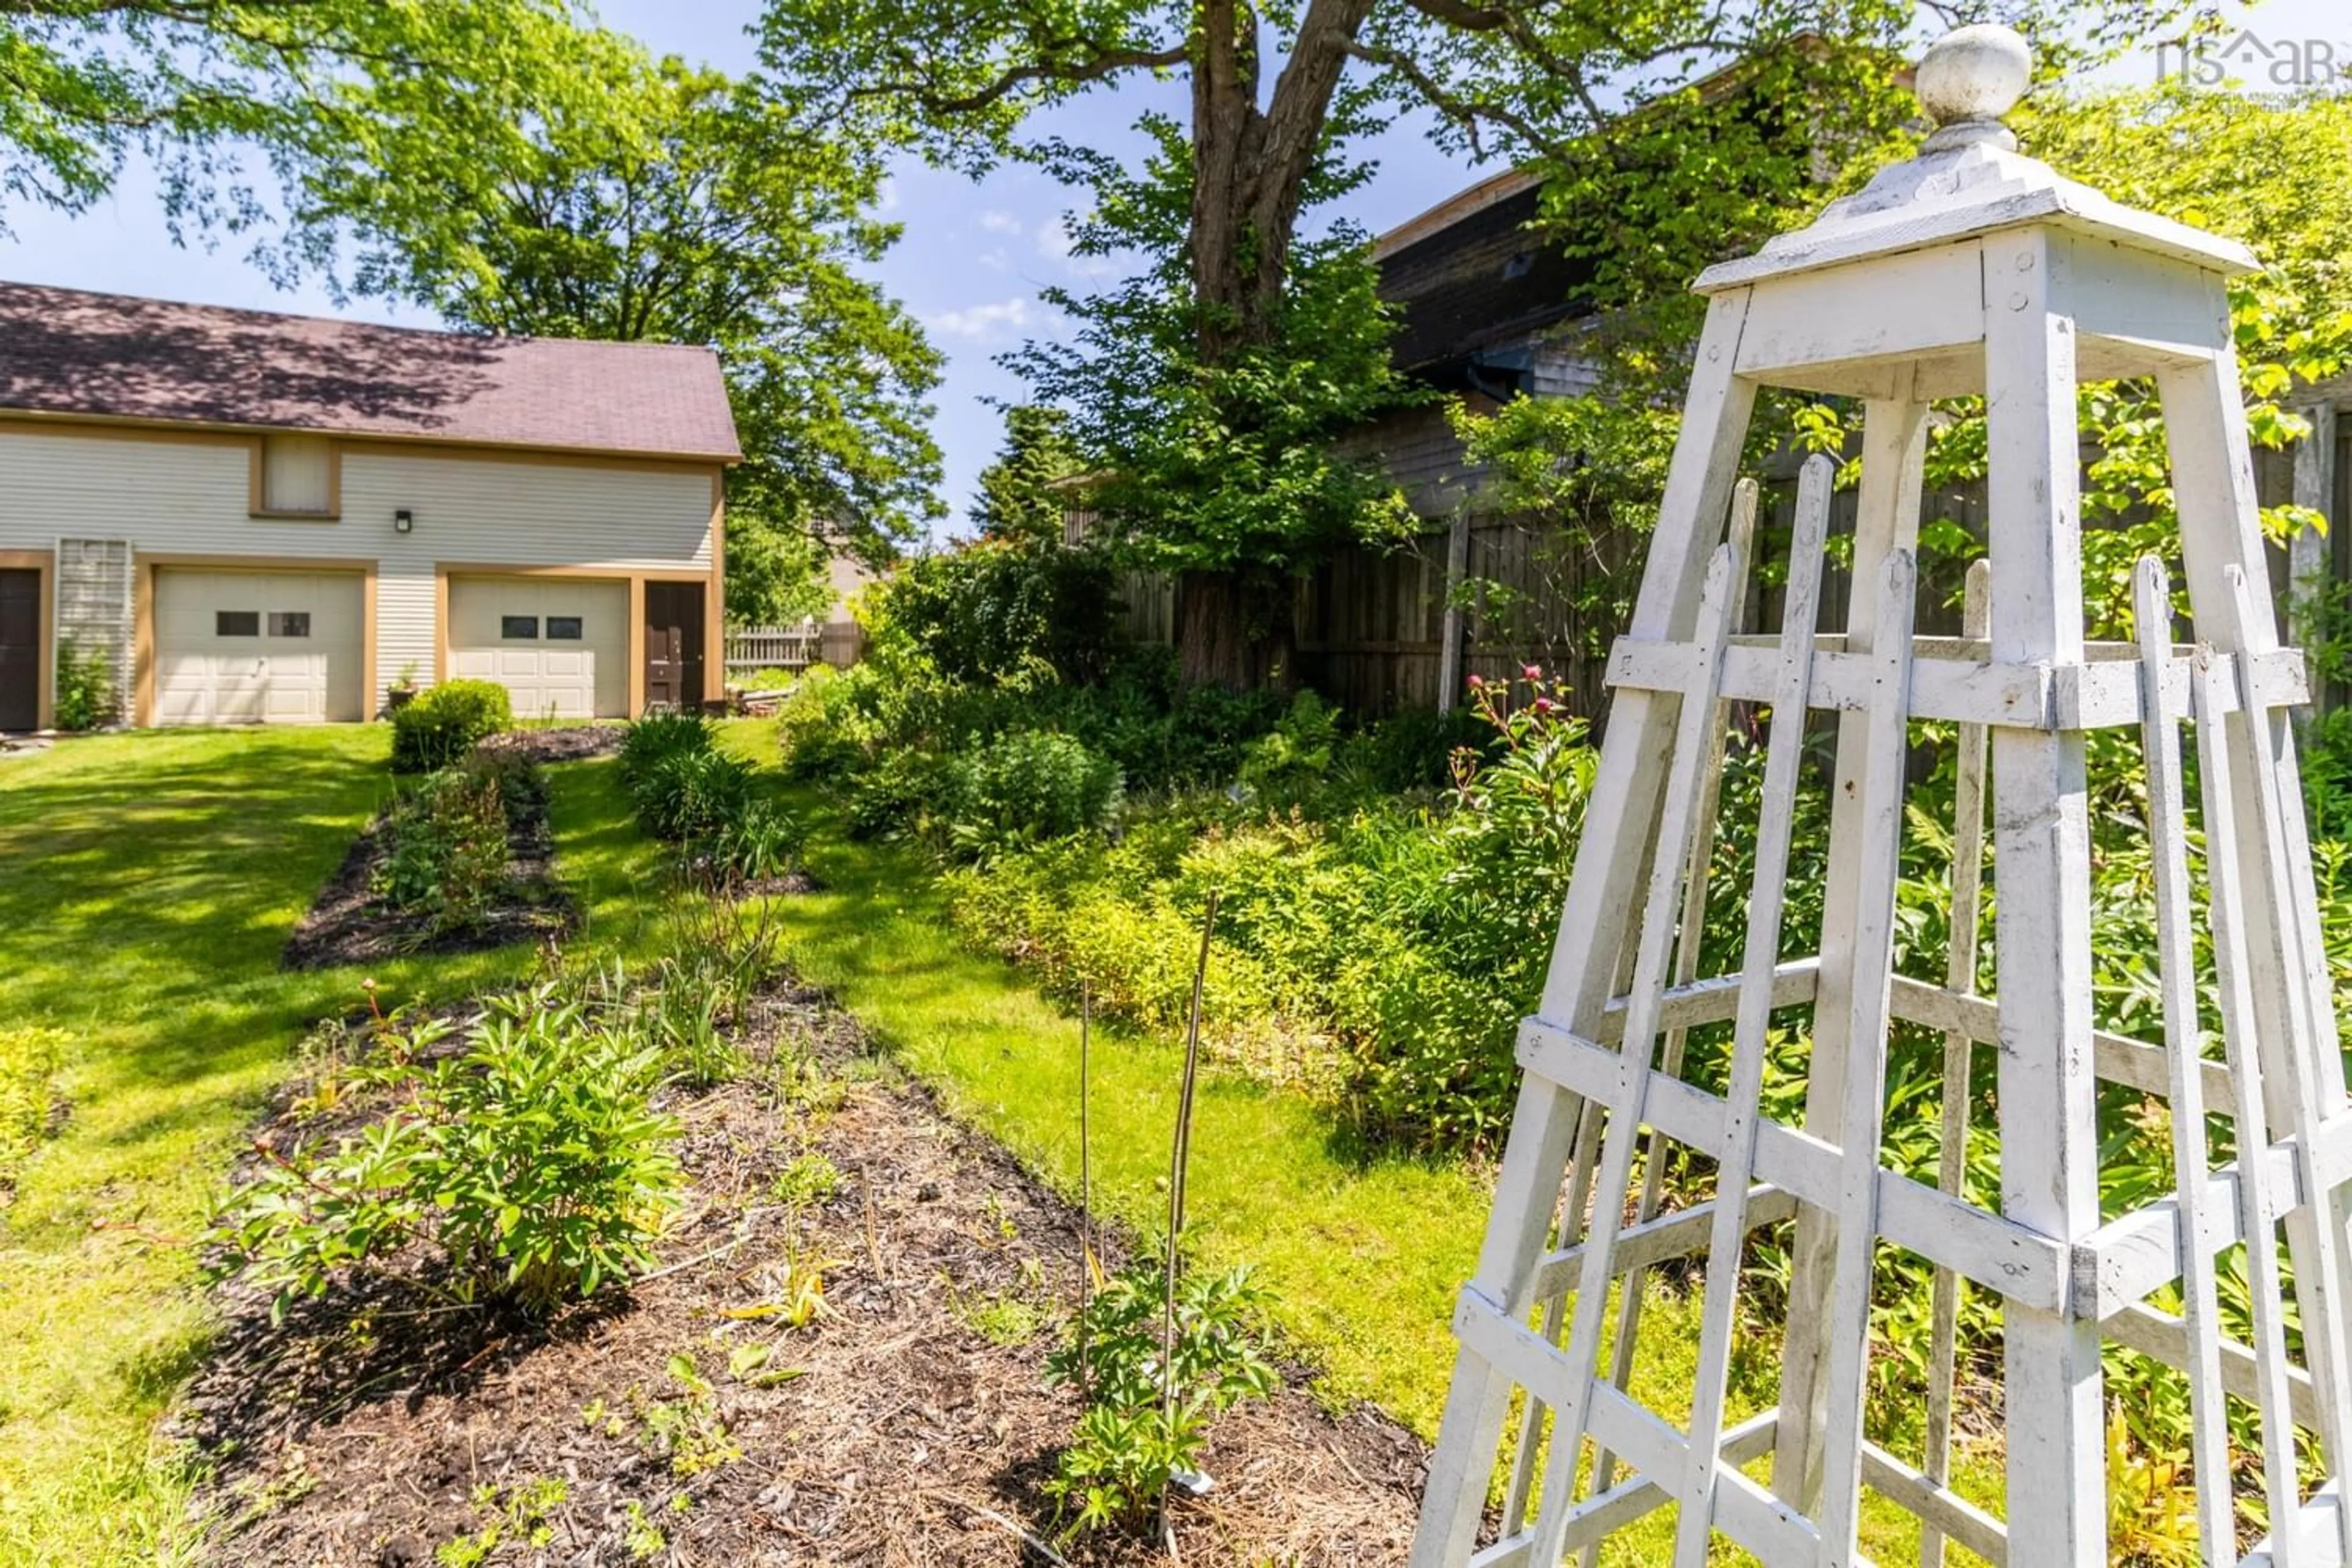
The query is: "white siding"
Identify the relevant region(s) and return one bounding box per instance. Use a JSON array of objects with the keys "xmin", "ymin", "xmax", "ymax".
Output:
[{"xmin": 0, "ymin": 428, "xmax": 715, "ymax": 709}]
